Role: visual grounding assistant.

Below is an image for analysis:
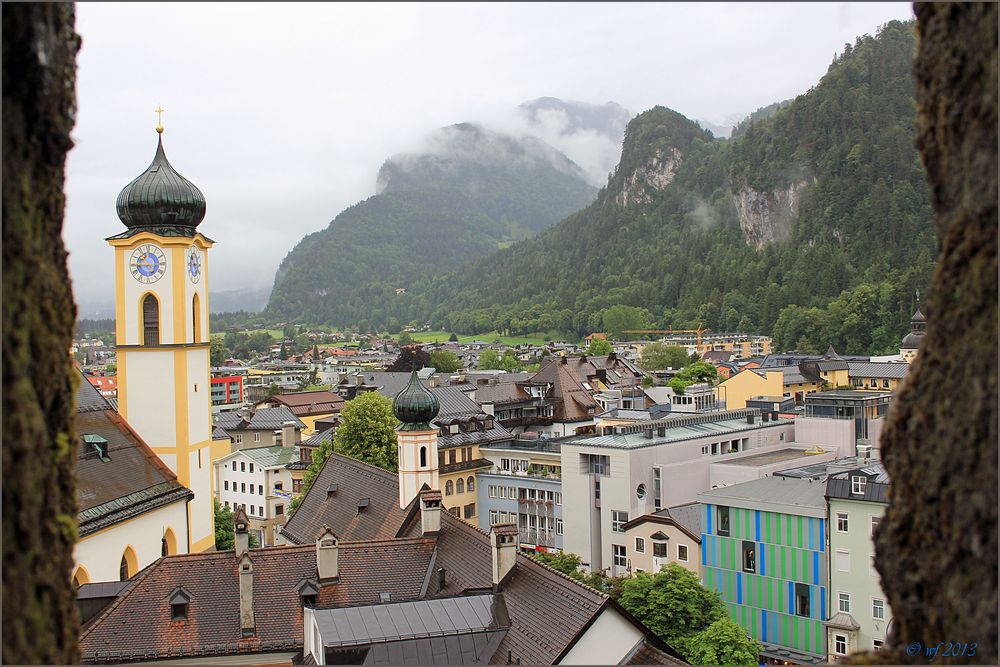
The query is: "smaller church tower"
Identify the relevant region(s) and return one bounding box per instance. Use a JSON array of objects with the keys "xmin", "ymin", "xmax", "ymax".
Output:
[
  {"xmin": 900, "ymin": 308, "xmax": 926, "ymax": 363},
  {"xmin": 392, "ymin": 371, "xmax": 440, "ymax": 508}
]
